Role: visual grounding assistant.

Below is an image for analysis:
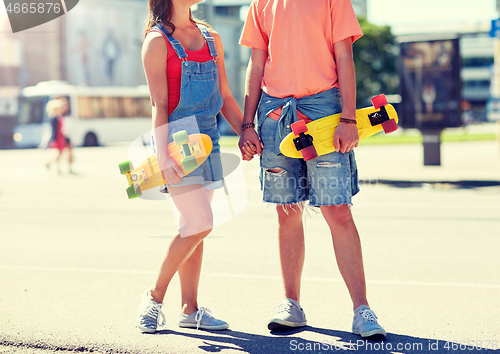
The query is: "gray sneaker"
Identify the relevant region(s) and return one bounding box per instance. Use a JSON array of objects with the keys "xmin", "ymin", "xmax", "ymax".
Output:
[
  {"xmin": 352, "ymin": 305, "xmax": 386, "ymax": 340},
  {"xmin": 178, "ymin": 307, "xmax": 228, "ymax": 330},
  {"xmin": 137, "ymin": 289, "xmax": 166, "ymax": 333},
  {"xmin": 268, "ymin": 298, "xmax": 307, "ymax": 331}
]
